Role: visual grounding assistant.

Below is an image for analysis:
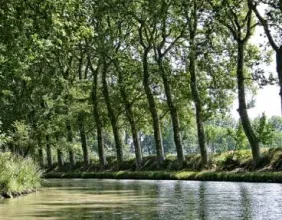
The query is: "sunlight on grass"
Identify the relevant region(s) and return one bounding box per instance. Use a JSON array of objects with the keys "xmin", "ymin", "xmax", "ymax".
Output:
[{"xmin": 0, "ymin": 153, "xmax": 42, "ymax": 193}]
